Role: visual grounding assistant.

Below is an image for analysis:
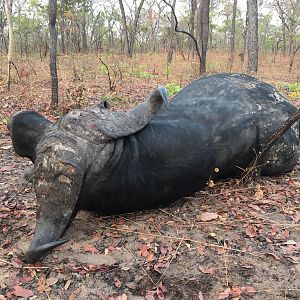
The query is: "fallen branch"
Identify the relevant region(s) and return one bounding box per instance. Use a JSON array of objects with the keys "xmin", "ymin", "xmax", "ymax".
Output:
[{"xmin": 241, "ymin": 108, "xmax": 300, "ymax": 180}]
